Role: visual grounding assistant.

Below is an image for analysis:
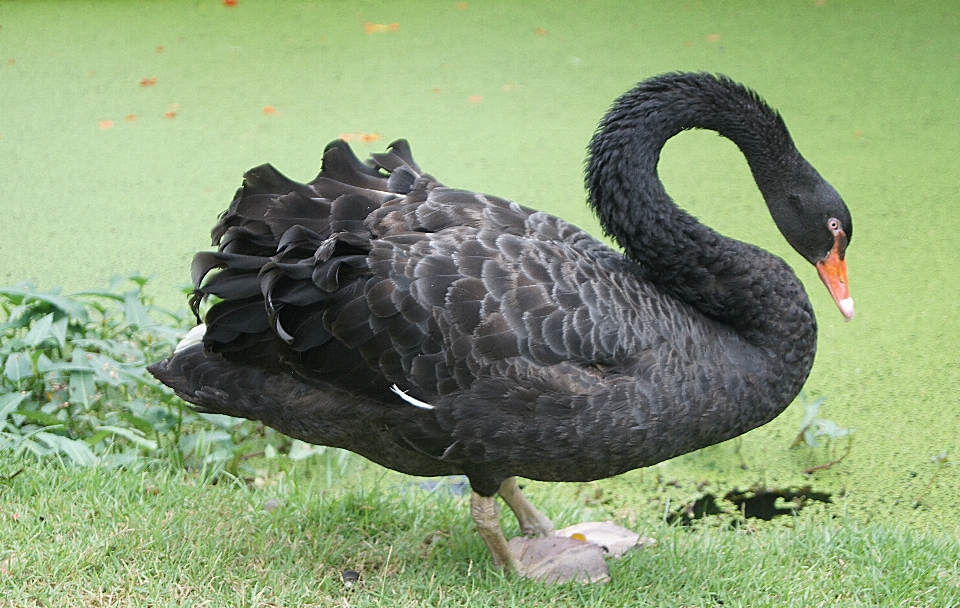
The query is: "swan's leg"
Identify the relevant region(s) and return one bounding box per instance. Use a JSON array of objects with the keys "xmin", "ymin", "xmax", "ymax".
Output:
[
  {"xmin": 471, "ymin": 482, "xmax": 642, "ymax": 584},
  {"xmin": 470, "ymin": 491, "xmax": 517, "ymax": 571},
  {"xmin": 497, "ymin": 477, "xmax": 554, "ymax": 537}
]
